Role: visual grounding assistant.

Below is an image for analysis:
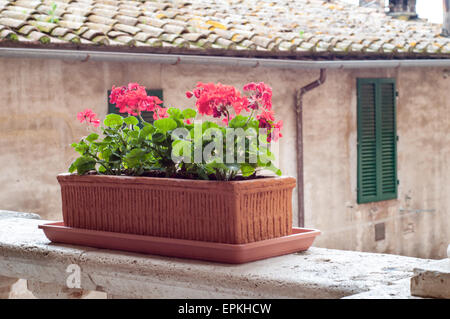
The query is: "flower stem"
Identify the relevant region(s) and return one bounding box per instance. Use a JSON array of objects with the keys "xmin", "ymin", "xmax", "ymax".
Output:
[
  {"xmin": 225, "ymin": 109, "xmax": 230, "ymax": 126},
  {"xmin": 244, "ymin": 109, "xmax": 254, "ymax": 126},
  {"xmin": 138, "ymin": 113, "xmax": 148, "ymax": 125}
]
